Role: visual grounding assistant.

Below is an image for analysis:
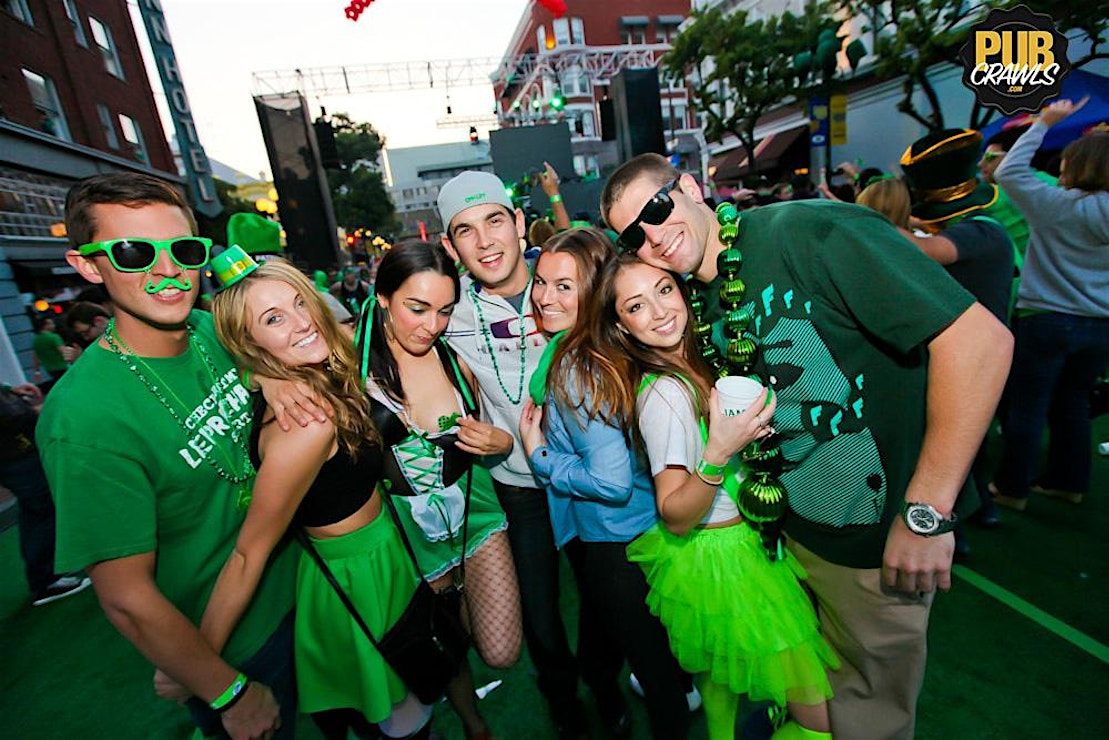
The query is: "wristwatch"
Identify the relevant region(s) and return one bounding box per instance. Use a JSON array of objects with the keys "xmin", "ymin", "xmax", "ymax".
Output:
[{"xmin": 901, "ymin": 502, "xmax": 957, "ymax": 536}]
